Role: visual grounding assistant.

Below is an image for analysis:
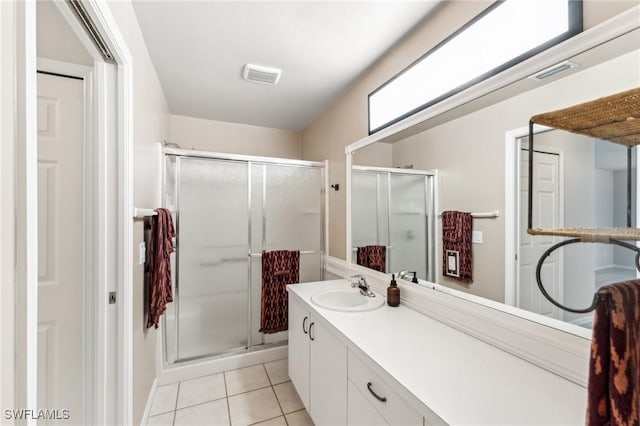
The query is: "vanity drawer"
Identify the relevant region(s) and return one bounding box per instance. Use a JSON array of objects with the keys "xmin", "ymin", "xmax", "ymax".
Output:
[{"xmin": 348, "ymin": 350, "xmax": 422, "ymax": 426}]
